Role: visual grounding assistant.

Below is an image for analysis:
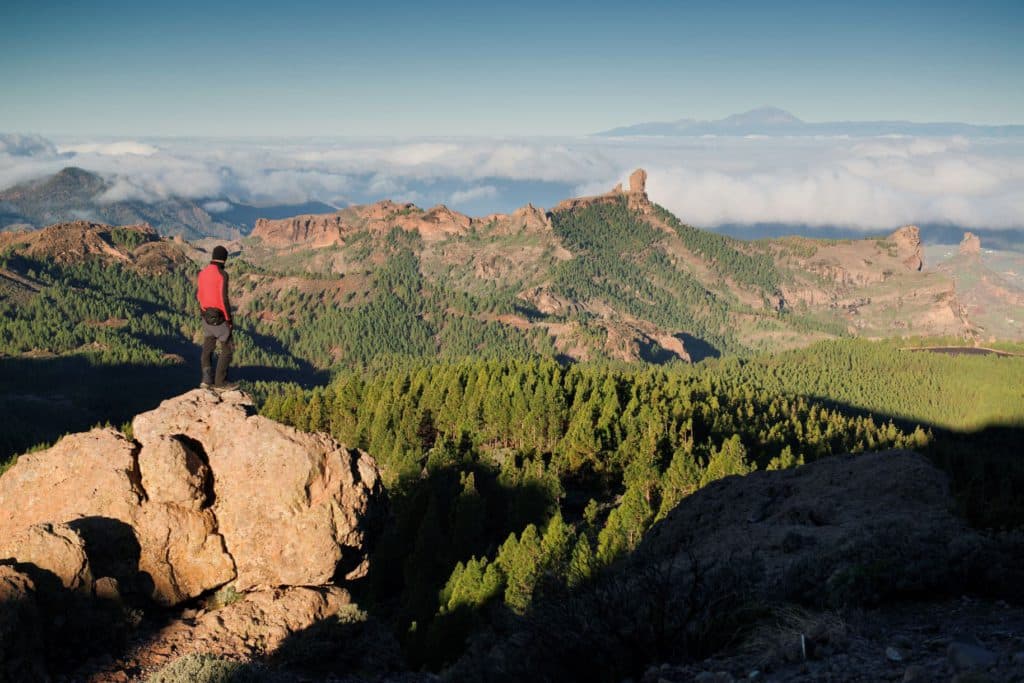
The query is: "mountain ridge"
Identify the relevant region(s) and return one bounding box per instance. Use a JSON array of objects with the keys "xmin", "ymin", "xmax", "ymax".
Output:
[
  {"xmin": 597, "ymin": 107, "xmax": 1024, "ymax": 137},
  {"xmin": 2, "ymin": 171, "xmax": 1021, "ymax": 377}
]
